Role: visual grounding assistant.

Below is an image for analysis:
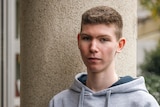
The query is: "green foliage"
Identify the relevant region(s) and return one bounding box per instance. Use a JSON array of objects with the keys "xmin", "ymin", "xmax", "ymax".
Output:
[
  {"xmin": 140, "ymin": 0, "xmax": 160, "ymax": 18},
  {"xmin": 140, "ymin": 40, "xmax": 160, "ymax": 104},
  {"xmin": 139, "ymin": 0, "xmax": 160, "ymax": 104},
  {"xmin": 140, "ymin": 40, "xmax": 160, "ymax": 75},
  {"xmin": 142, "ymin": 72, "xmax": 160, "ymax": 103}
]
